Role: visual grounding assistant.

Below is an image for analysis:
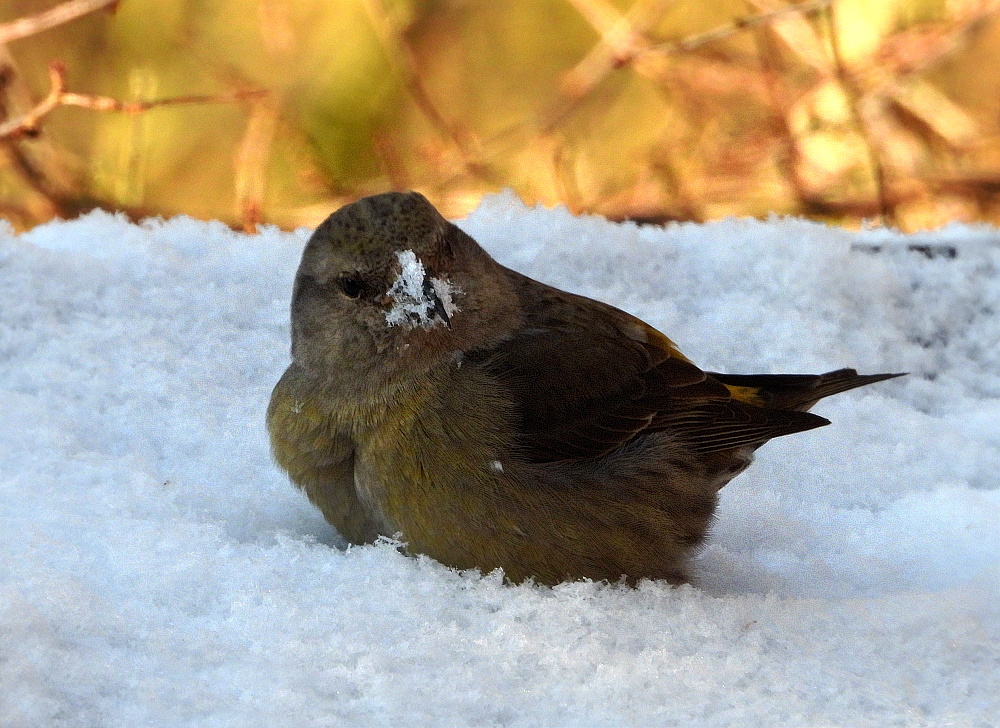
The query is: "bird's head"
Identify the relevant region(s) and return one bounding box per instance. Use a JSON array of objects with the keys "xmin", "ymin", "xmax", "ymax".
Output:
[{"xmin": 289, "ymin": 191, "xmax": 521, "ymax": 387}]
